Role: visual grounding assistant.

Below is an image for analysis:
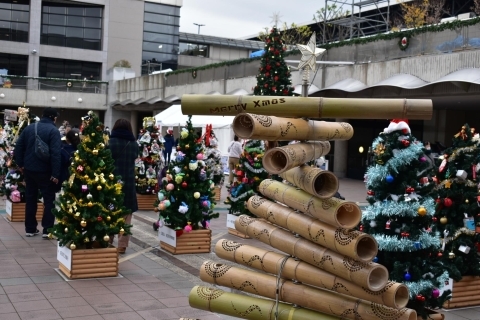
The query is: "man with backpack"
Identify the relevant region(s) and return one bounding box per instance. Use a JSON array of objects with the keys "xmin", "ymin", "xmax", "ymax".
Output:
[{"xmin": 15, "ymin": 107, "xmax": 61, "ymax": 238}]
